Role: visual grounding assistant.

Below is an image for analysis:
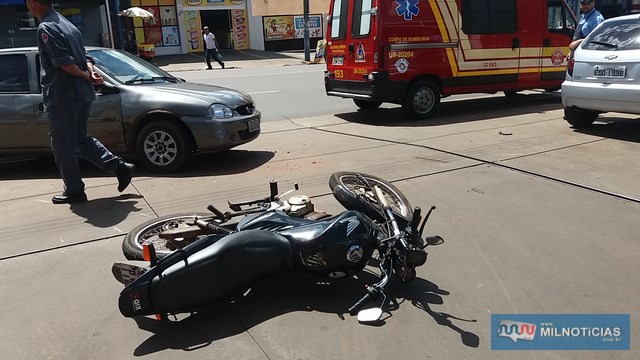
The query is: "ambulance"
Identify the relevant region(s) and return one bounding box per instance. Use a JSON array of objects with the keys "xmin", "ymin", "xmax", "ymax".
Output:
[{"xmin": 324, "ymin": 0, "xmax": 578, "ymax": 119}]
